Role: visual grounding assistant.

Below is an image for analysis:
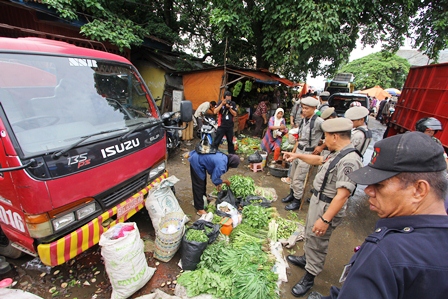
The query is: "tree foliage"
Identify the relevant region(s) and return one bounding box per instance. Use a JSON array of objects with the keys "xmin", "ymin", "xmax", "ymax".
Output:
[
  {"xmin": 339, "ymin": 52, "xmax": 410, "ymax": 90},
  {"xmin": 41, "ymin": 0, "xmax": 448, "ymax": 80}
]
